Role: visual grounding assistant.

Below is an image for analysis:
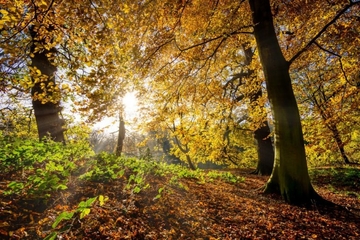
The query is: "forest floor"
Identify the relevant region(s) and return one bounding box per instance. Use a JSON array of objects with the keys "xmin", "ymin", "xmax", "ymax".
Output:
[{"xmin": 1, "ymin": 167, "xmax": 360, "ymax": 239}]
